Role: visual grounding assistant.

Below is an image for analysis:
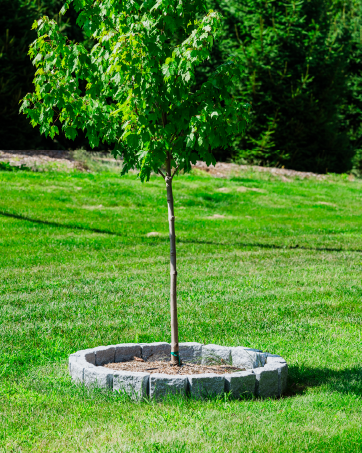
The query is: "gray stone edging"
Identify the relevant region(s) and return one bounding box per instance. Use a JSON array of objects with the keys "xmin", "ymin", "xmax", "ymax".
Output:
[{"xmin": 68, "ymin": 342, "xmax": 288, "ymax": 400}]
